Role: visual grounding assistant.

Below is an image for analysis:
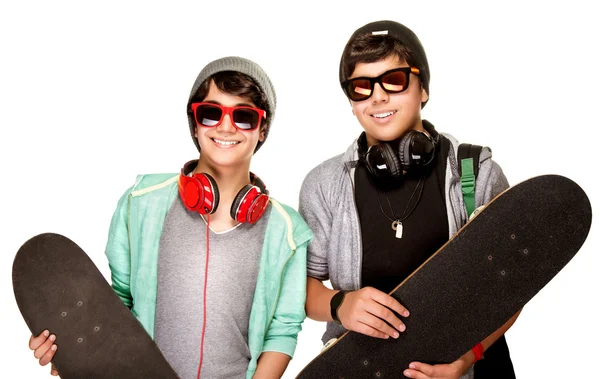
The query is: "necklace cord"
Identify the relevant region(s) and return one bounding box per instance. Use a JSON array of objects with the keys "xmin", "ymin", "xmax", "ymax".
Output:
[{"xmin": 376, "ymin": 176, "xmax": 425, "ymax": 223}]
